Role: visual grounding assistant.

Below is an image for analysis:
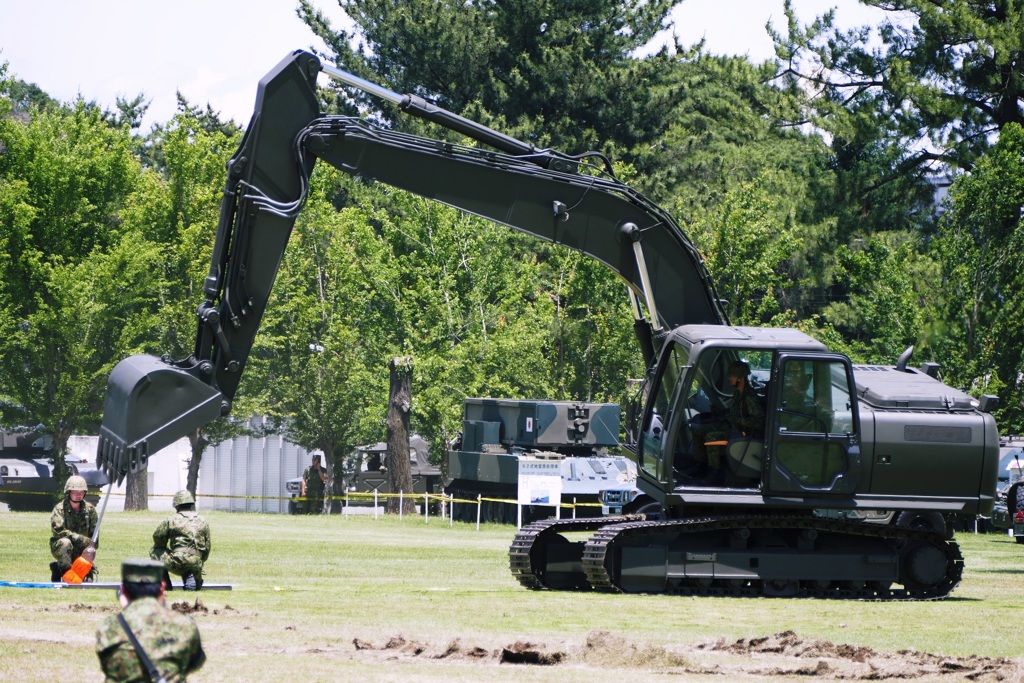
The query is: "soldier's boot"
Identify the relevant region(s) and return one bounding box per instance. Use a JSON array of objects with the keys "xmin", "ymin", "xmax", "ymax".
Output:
[
  {"xmin": 84, "ymin": 565, "xmax": 98, "ymax": 583},
  {"xmin": 50, "ymin": 562, "xmax": 60, "ymax": 583},
  {"xmin": 162, "ymin": 569, "xmax": 173, "ymax": 590},
  {"xmin": 183, "ymin": 573, "xmax": 197, "ymax": 591}
]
